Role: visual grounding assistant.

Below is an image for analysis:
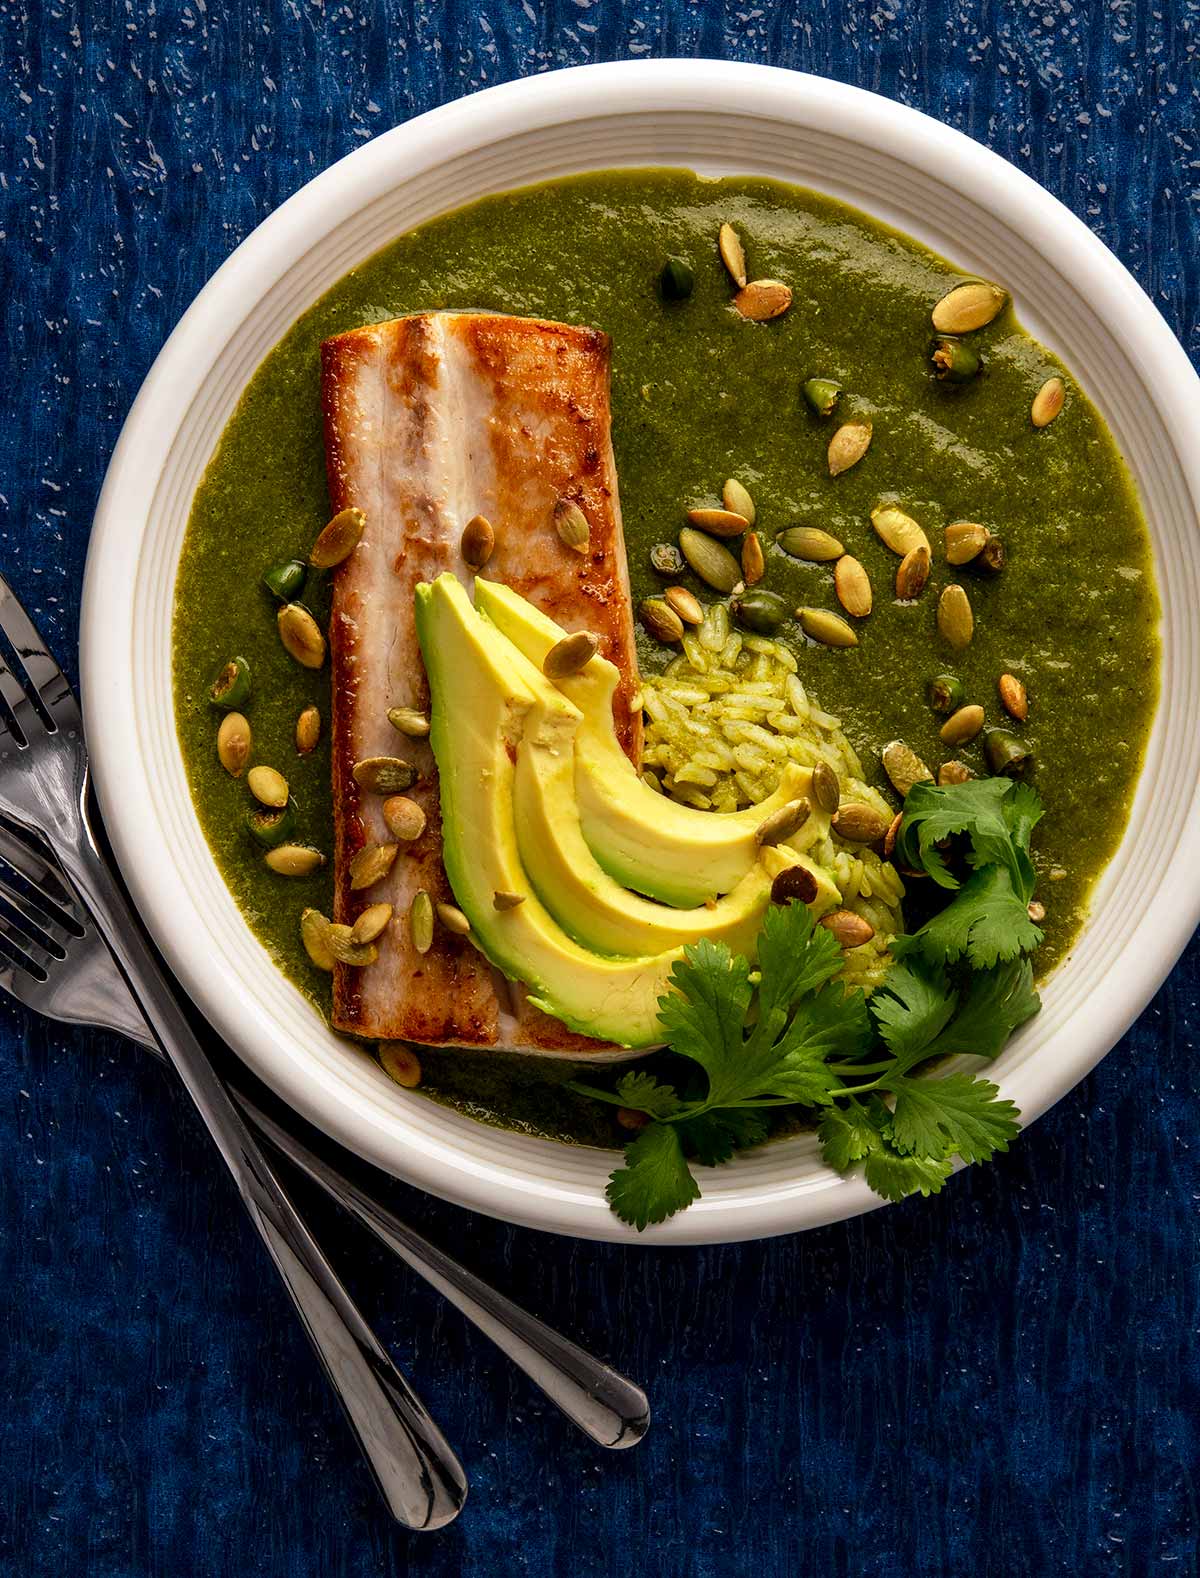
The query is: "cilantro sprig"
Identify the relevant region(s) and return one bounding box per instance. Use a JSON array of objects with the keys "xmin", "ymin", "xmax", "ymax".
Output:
[{"xmin": 571, "ymin": 778, "xmax": 1046, "ymax": 1231}]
